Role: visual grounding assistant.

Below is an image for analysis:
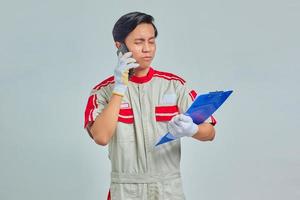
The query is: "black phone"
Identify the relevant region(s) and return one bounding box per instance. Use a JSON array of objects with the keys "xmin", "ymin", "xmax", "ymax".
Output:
[{"xmin": 117, "ymin": 43, "xmax": 135, "ymax": 79}]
